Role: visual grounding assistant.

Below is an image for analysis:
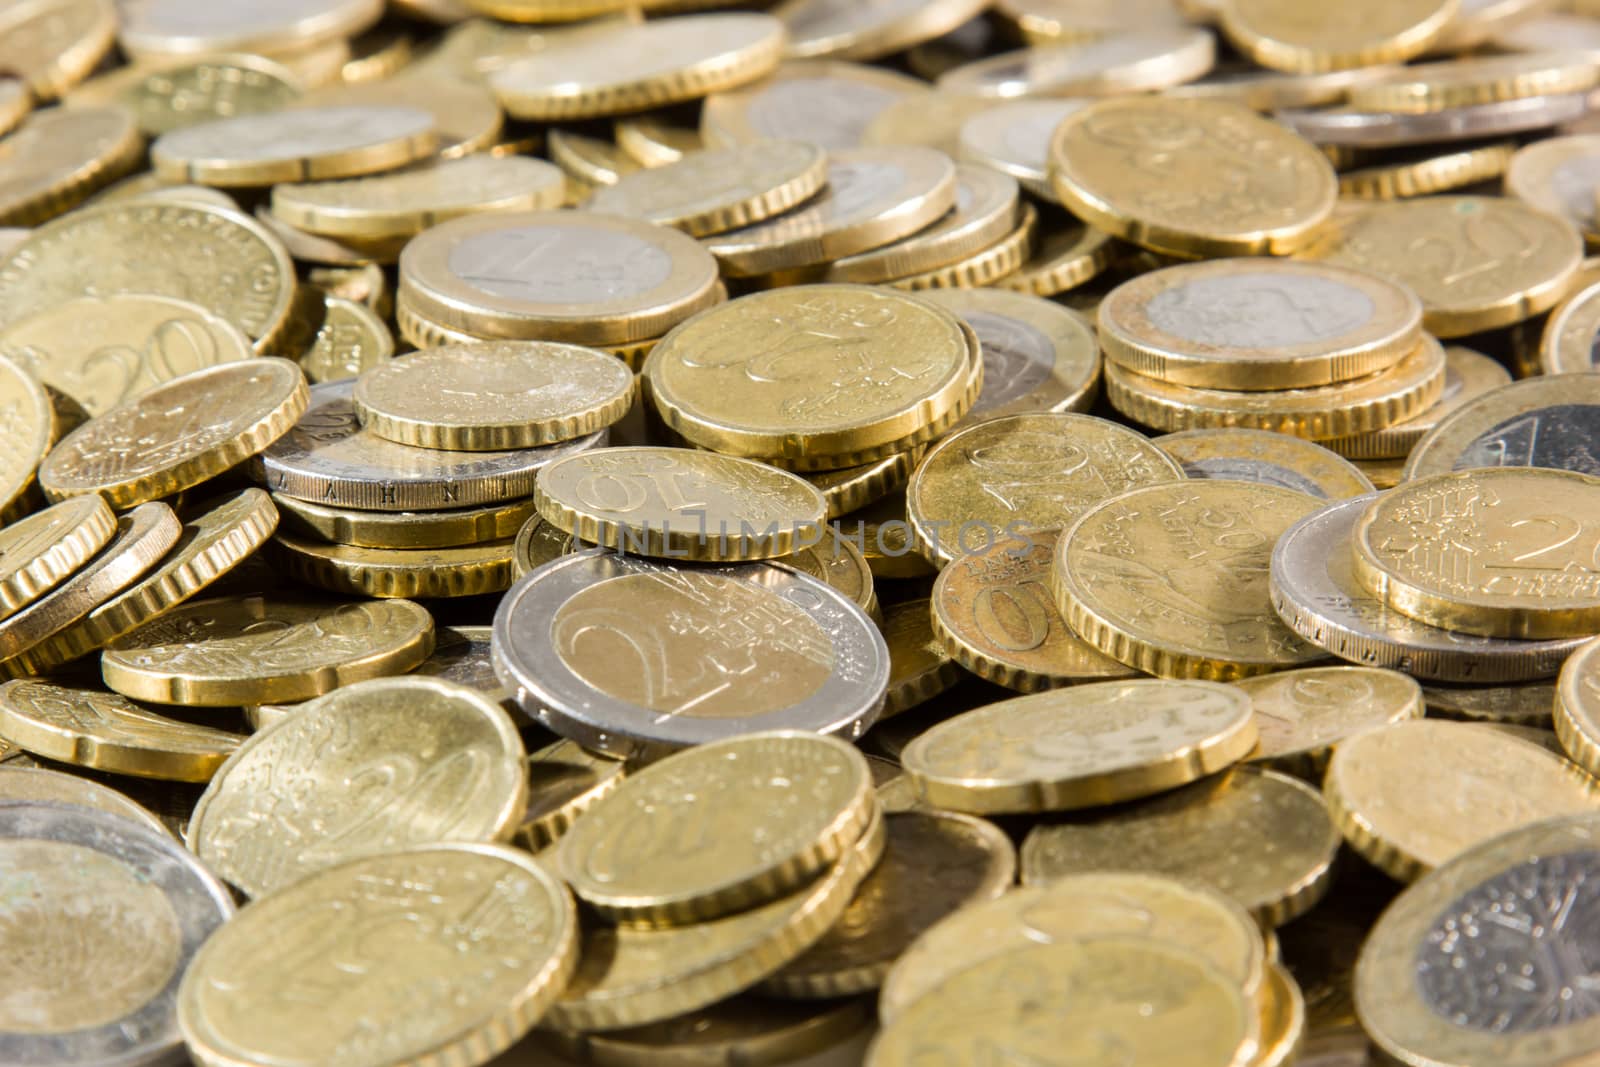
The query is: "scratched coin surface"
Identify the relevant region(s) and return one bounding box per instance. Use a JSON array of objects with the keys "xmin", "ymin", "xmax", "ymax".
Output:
[
  {"xmin": 1325, "ymin": 719, "xmax": 1599, "ymax": 883},
  {"xmin": 177, "ymin": 844, "xmax": 578, "ymax": 1067},
  {"xmin": 1404, "ymin": 373, "xmax": 1600, "ymax": 481},
  {"xmin": 189, "ymin": 676, "xmax": 526, "ymax": 897},
  {"xmin": 1155, "ymin": 428, "xmax": 1375, "ymax": 500},
  {"xmin": 1353, "ymin": 467, "xmax": 1600, "ymax": 639},
  {"xmin": 902, "ymin": 678, "xmax": 1256, "ymax": 814},
  {"xmin": 0, "ymin": 801, "xmax": 235, "ymax": 1067},
  {"xmin": 921, "ymin": 288, "xmax": 1101, "ymax": 419},
  {"xmin": 557, "ymin": 731, "xmax": 873, "ymax": 924},
  {"xmin": 1233, "ymin": 666, "xmax": 1423, "ymax": 774}
]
